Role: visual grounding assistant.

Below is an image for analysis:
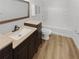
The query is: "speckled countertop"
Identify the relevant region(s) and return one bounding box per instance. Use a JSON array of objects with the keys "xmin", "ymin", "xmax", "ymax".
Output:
[
  {"xmin": 5, "ymin": 26, "xmax": 37, "ymax": 49},
  {"xmin": 0, "ymin": 34, "xmax": 12, "ymax": 50},
  {"xmin": 24, "ymin": 19, "xmax": 42, "ymax": 25}
]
